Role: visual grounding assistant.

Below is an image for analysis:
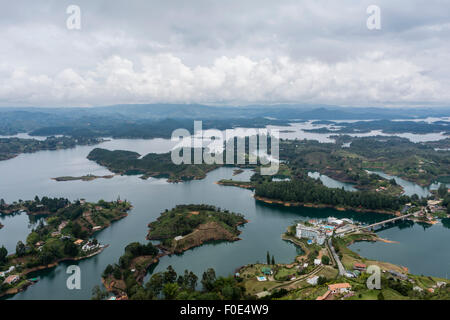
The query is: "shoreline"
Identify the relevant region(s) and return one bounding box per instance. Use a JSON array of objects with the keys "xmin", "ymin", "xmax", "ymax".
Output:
[
  {"xmin": 51, "ymin": 174, "xmax": 115, "ymax": 182},
  {"xmin": 149, "ymin": 219, "xmax": 248, "ymax": 255},
  {"xmin": 254, "ymin": 195, "xmax": 401, "ymax": 216},
  {"xmin": 0, "ymin": 245, "xmax": 108, "ymax": 299}
]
